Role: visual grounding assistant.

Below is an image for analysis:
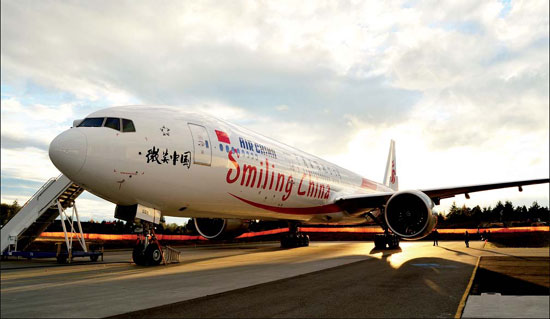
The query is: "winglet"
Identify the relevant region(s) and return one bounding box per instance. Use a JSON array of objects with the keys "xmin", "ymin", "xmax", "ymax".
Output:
[{"xmin": 383, "ymin": 140, "xmax": 398, "ymax": 191}]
